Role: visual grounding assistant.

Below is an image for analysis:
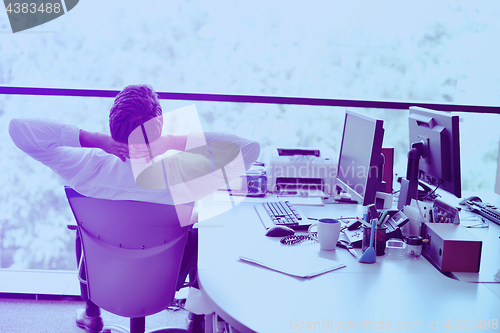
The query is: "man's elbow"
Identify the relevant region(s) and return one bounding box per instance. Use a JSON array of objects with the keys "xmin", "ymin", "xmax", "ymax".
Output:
[
  {"xmin": 8, "ymin": 118, "xmax": 41, "ymax": 154},
  {"xmin": 8, "ymin": 118, "xmax": 24, "ymax": 148},
  {"xmin": 9, "ymin": 118, "xmax": 20, "ymax": 134}
]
